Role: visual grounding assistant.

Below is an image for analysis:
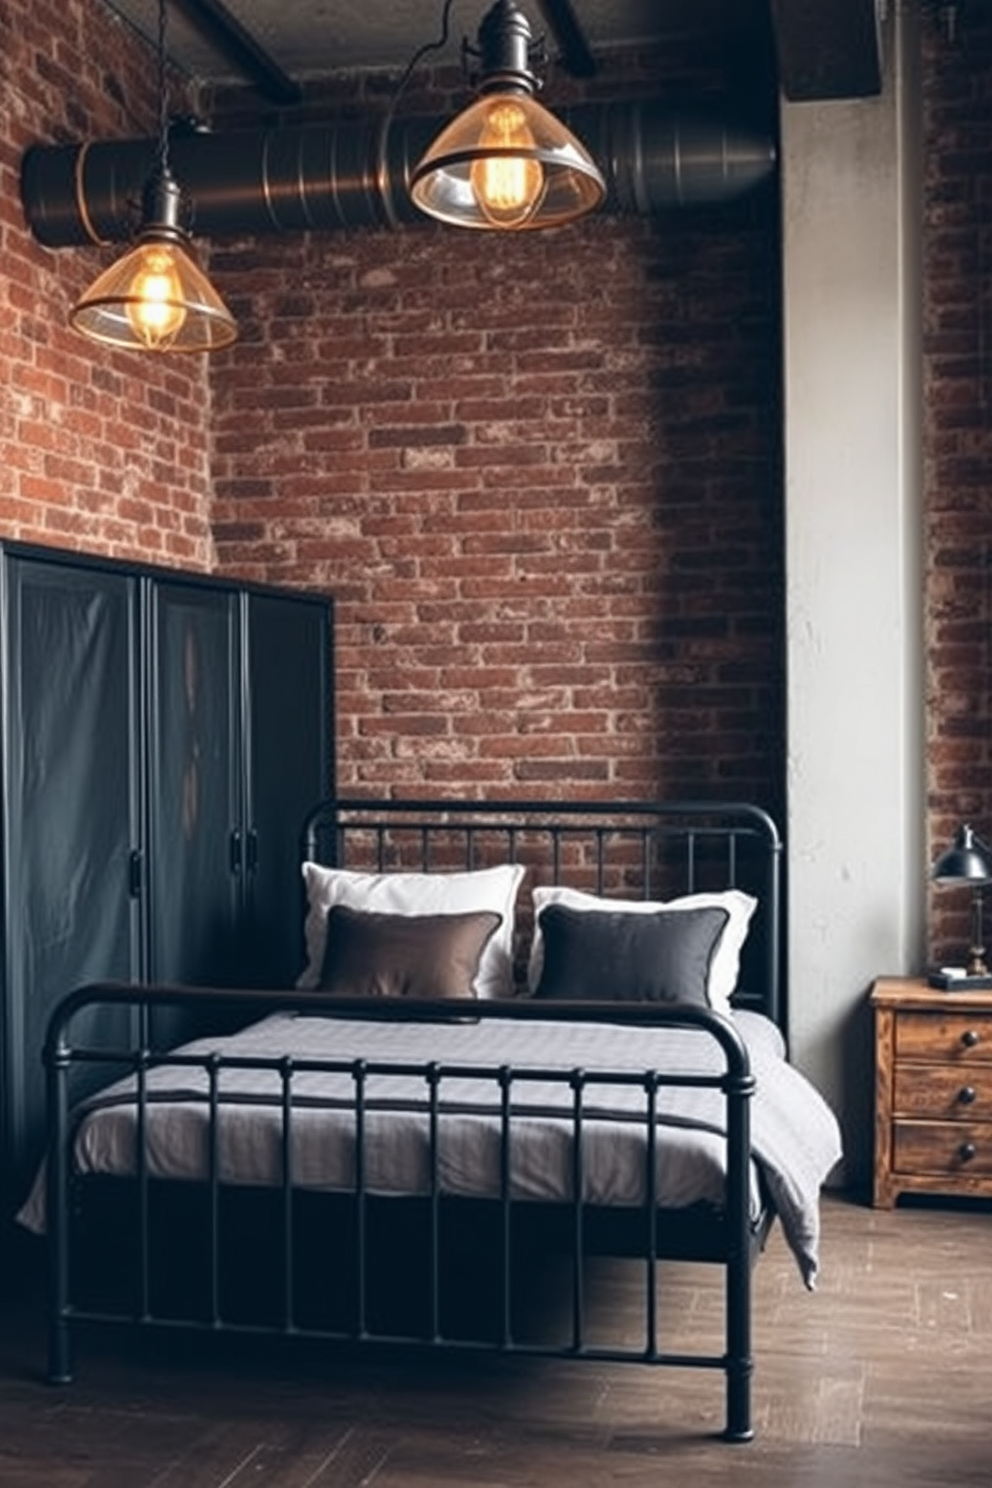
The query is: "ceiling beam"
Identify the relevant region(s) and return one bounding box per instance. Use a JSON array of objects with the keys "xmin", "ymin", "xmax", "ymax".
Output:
[
  {"xmin": 534, "ymin": 0, "xmax": 597, "ymax": 78},
  {"xmin": 768, "ymin": 0, "xmax": 883, "ymax": 100},
  {"xmin": 171, "ymin": 0, "xmax": 302, "ymax": 104}
]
